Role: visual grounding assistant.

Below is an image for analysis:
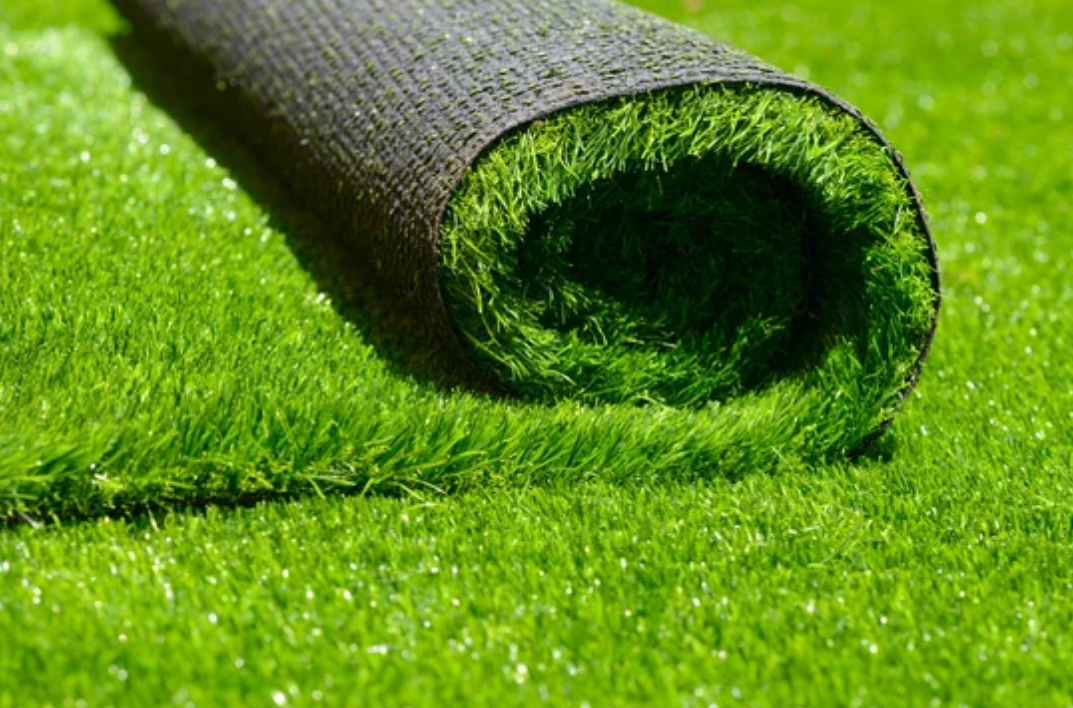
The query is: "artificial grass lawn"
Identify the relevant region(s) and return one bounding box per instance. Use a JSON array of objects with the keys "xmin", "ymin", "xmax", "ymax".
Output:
[
  {"xmin": 3, "ymin": 0, "xmax": 1073, "ymax": 705},
  {"xmin": 5, "ymin": 476, "xmax": 1073, "ymax": 707}
]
